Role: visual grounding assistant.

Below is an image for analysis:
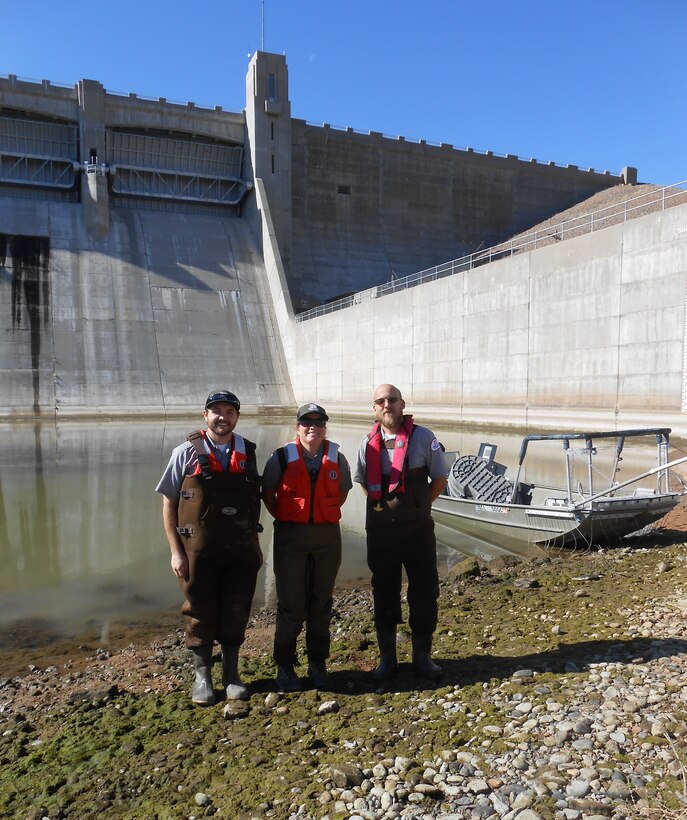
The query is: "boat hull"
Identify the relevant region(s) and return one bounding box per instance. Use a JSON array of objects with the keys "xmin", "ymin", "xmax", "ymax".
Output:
[{"xmin": 432, "ymin": 492, "xmax": 680, "ymax": 549}]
